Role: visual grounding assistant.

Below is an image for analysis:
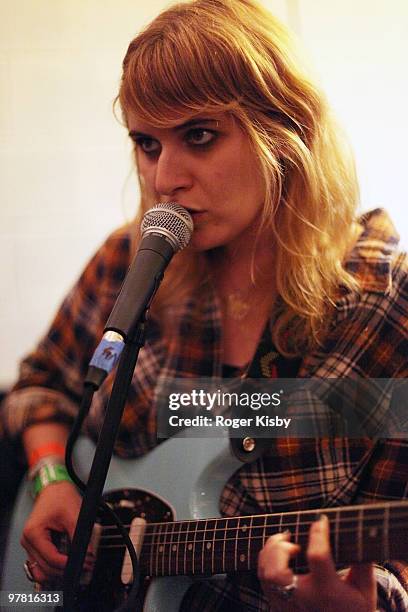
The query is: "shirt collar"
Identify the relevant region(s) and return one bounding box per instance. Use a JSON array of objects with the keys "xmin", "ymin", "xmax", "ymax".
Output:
[{"xmin": 346, "ymin": 208, "xmax": 400, "ymax": 293}]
